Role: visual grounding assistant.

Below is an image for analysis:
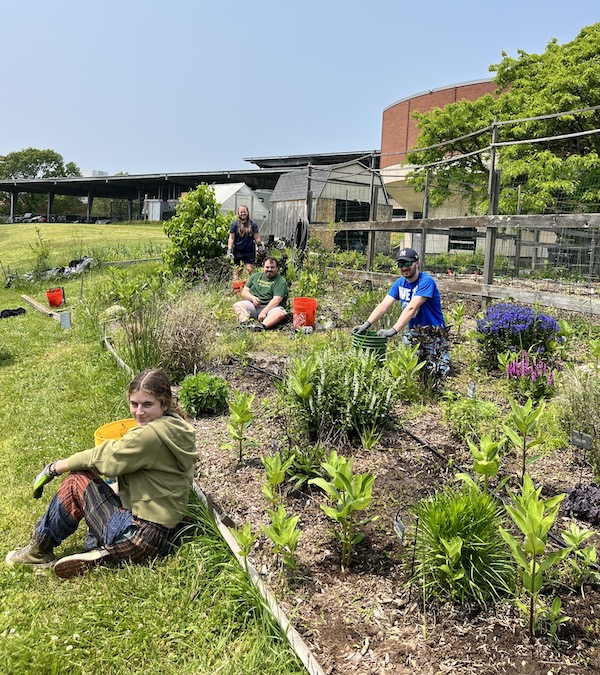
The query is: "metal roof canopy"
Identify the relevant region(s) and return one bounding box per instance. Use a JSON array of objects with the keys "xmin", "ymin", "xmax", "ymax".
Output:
[
  {"xmin": 245, "ymin": 150, "xmax": 379, "ymax": 169},
  {"xmin": 0, "ymin": 169, "xmax": 287, "ymax": 202}
]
